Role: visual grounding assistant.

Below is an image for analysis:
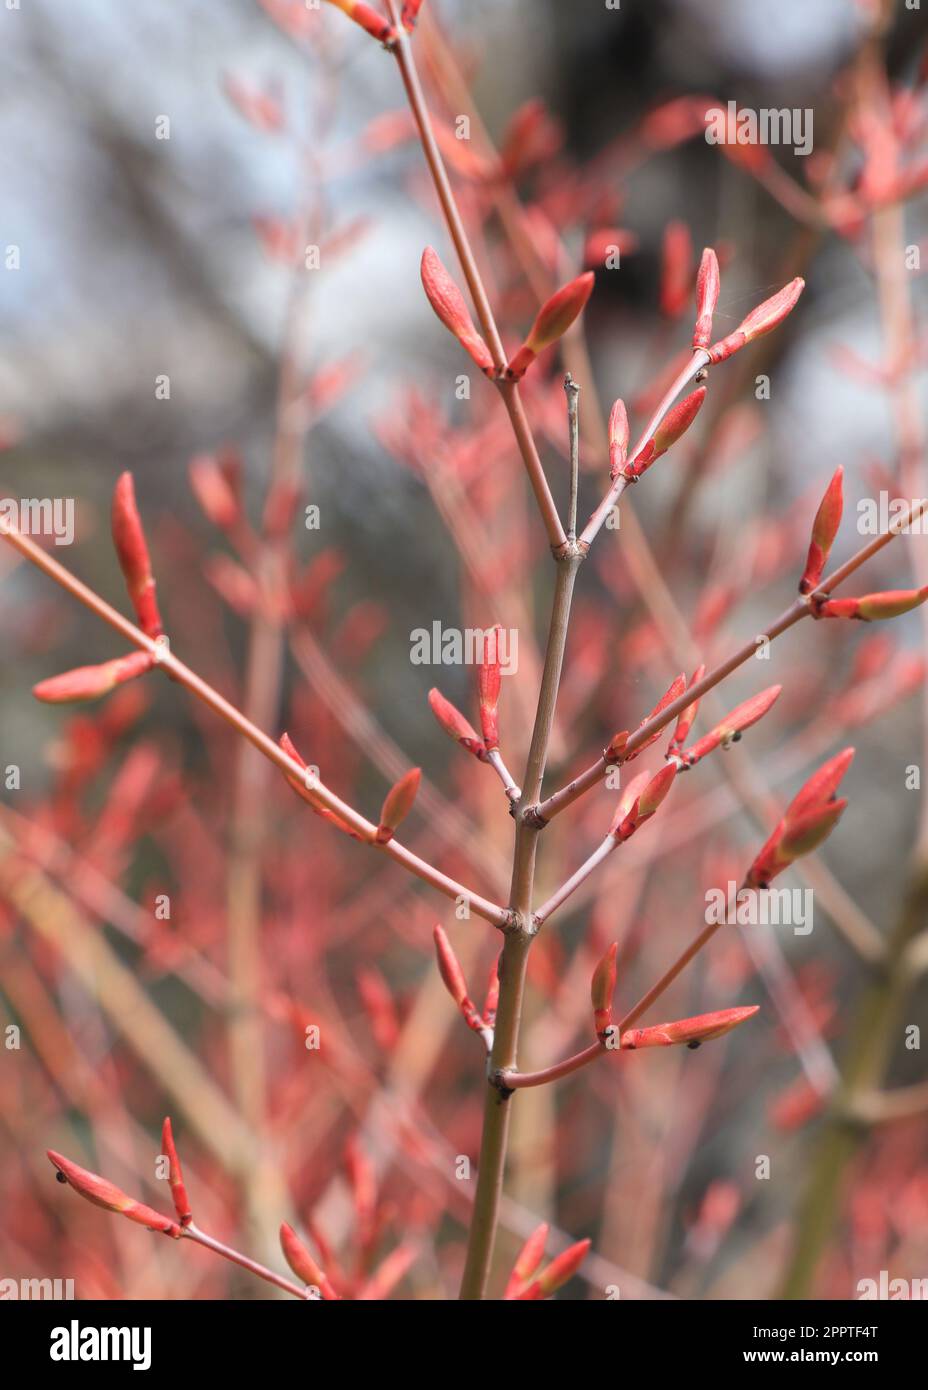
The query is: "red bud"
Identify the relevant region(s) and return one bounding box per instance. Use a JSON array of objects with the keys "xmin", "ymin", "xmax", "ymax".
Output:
[
  {"xmin": 279, "ymin": 1223, "xmax": 338, "ymax": 1299},
  {"xmin": 421, "ymin": 248, "xmax": 494, "ymax": 375},
  {"xmin": 325, "ymin": 0, "xmax": 394, "ymax": 43},
  {"xmin": 433, "ymin": 924, "xmax": 468, "ymax": 1007},
  {"xmin": 787, "ymin": 747, "xmax": 855, "ymax": 823},
  {"xmin": 708, "ymin": 278, "xmax": 804, "ymax": 363},
  {"xmin": 278, "ymin": 732, "xmax": 365, "ymax": 840},
  {"xmin": 667, "ymin": 664, "xmax": 705, "ymax": 754},
  {"xmin": 48, "ymin": 1150, "xmax": 181, "ymax": 1238},
  {"xmin": 478, "ymin": 627, "xmax": 502, "ymax": 749},
  {"xmin": 376, "ymin": 767, "xmax": 421, "ymax": 843},
  {"xmin": 625, "ymin": 388, "xmax": 706, "ymax": 479},
  {"xmin": 679, "ymin": 685, "xmax": 781, "ymax": 766},
  {"xmin": 620, "ymin": 1005, "xmax": 759, "ymax": 1050},
  {"xmin": 799, "ymin": 467, "xmax": 844, "ymax": 594},
  {"xmin": 746, "ymin": 750, "xmax": 853, "ymax": 888},
  {"xmin": 160, "ymin": 1118, "xmax": 192, "ymax": 1226},
  {"xmin": 609, "ymin": 769, "xmax": 649, "ymax": 833},
  {"xmin": 590, "ymin": 943, "xmax": 618, "ymax": 1036},
  {"xmin": 33, "ymin": 651, "xmax": 154, "ymax": 704},
  {"xmin": 112, "ymin": 473, "xmax": 163, "ymax": 636},
  {"xmin": 505, "ymin": 273, "xmax": 594, "ymax": 380},
  {"xmin": 433, "ymin": 925, "xmax": 485, "ymax": 1035},
  {"xmin": 428, "ymin": 688, "xmax": 486, "ymax": 759},
  {"xmin": 818, "ymin": 586, "xmax": 928, "ymax": 621},
  {"xmin": 518, "ymin": 1238, "xmax": 591, "ymax": 1299},
  {"xmin": 505, "ymin": 1223, "xmax": 549, "ymax": 1298},
  {"xmin": 610, "ymin": 762, "xmax": 676, "ymax": 840},
  {"xmin": 693, "ymin": 247, "xmax": 720, "ymax": 349},
  {"xmin": 608, "ymin": 398, "xmax": 629, "ymax": 480},
  {"xmin": 624, "ymin": 673, "xmax": 687, "ymax": 761}
]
